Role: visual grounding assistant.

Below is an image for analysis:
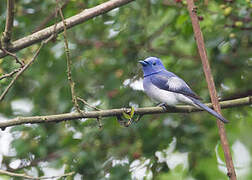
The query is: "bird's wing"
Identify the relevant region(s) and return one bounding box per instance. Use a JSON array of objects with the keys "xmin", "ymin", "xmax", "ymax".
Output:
[{"xmin": 150, "ymin": 73, "xmax": 202, "ymax": 100}]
